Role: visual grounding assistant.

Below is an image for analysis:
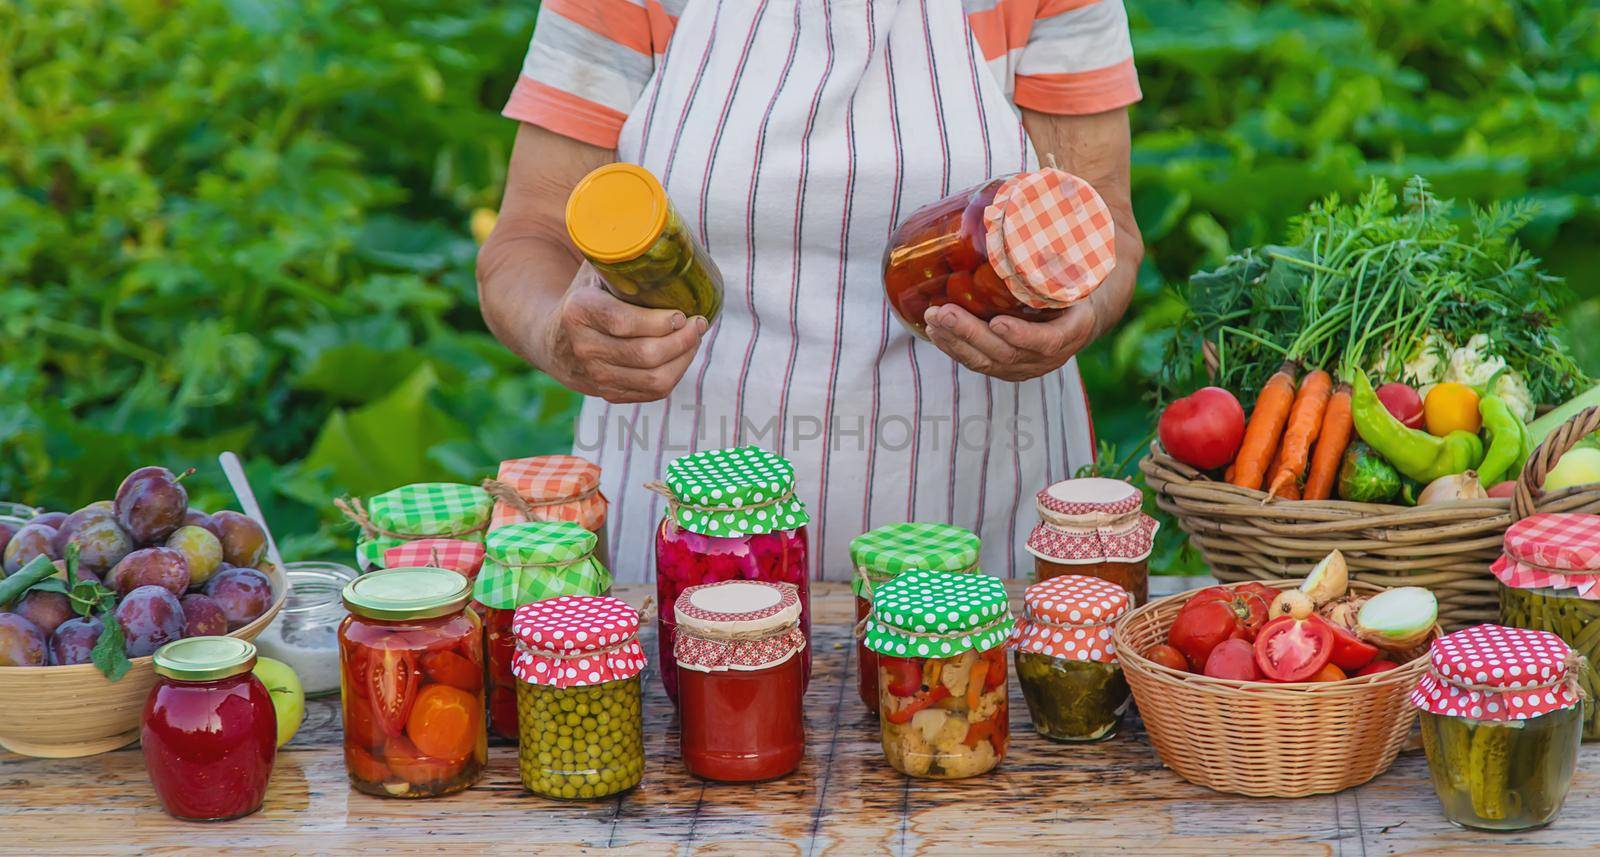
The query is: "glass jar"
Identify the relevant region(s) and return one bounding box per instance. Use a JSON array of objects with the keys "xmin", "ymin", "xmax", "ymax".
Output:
[
  {"xmin": 652, "ymin": 446, "xmax": 810, "ymax": 703},
  {"xmin": 866, "ymin": 569, "xmax": 1014, "ymax": 779},
  {"xmin": 1027, "ymin": 477, "xmax": 1156, "ymax": 605},
  {"xmin": 253, "ymin": 561, "xmax": 357, "ymax": 698},
  {"xmin": 849, "ymin": 522, "xmax": 981, "ymax": 715},
  {"xmin": 339, "ymin": 567, "xmax": 487, "ymax": 798},
  {"xmin": 141, "ymin": 637, "xmax": 277, "ymax": 821},
  {"xmin": 344, "ymin": 481, "xmax": 494, "ymax": 571},
  {"xmin": 1412, "ymin": 624, "xmax": 1586, "ymax": 831},
  {"xmin": 483, "ymin": 454, "xmax": 610, "ymax": 568},
  {"xmin": 883, "ymin": 169, "xmax": 1115, "ymax": 339},
  {"xmin": 566, "ymin": 163, "xmax": 723, "ymax": 321},
  {"xmin": 675, "ymin": 580, "xmax": 806, "ymax": 782},
  {"xmin": 512, "ymin": 595, "xmax": 646, "ymax": 799},
  {"xmin": 475, "ymin": 521, "xmax": 612, "ymax": 740},
  {"xmin": 1012, "ymin": 575, "xmax": 1132, "ymax": 742}
]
